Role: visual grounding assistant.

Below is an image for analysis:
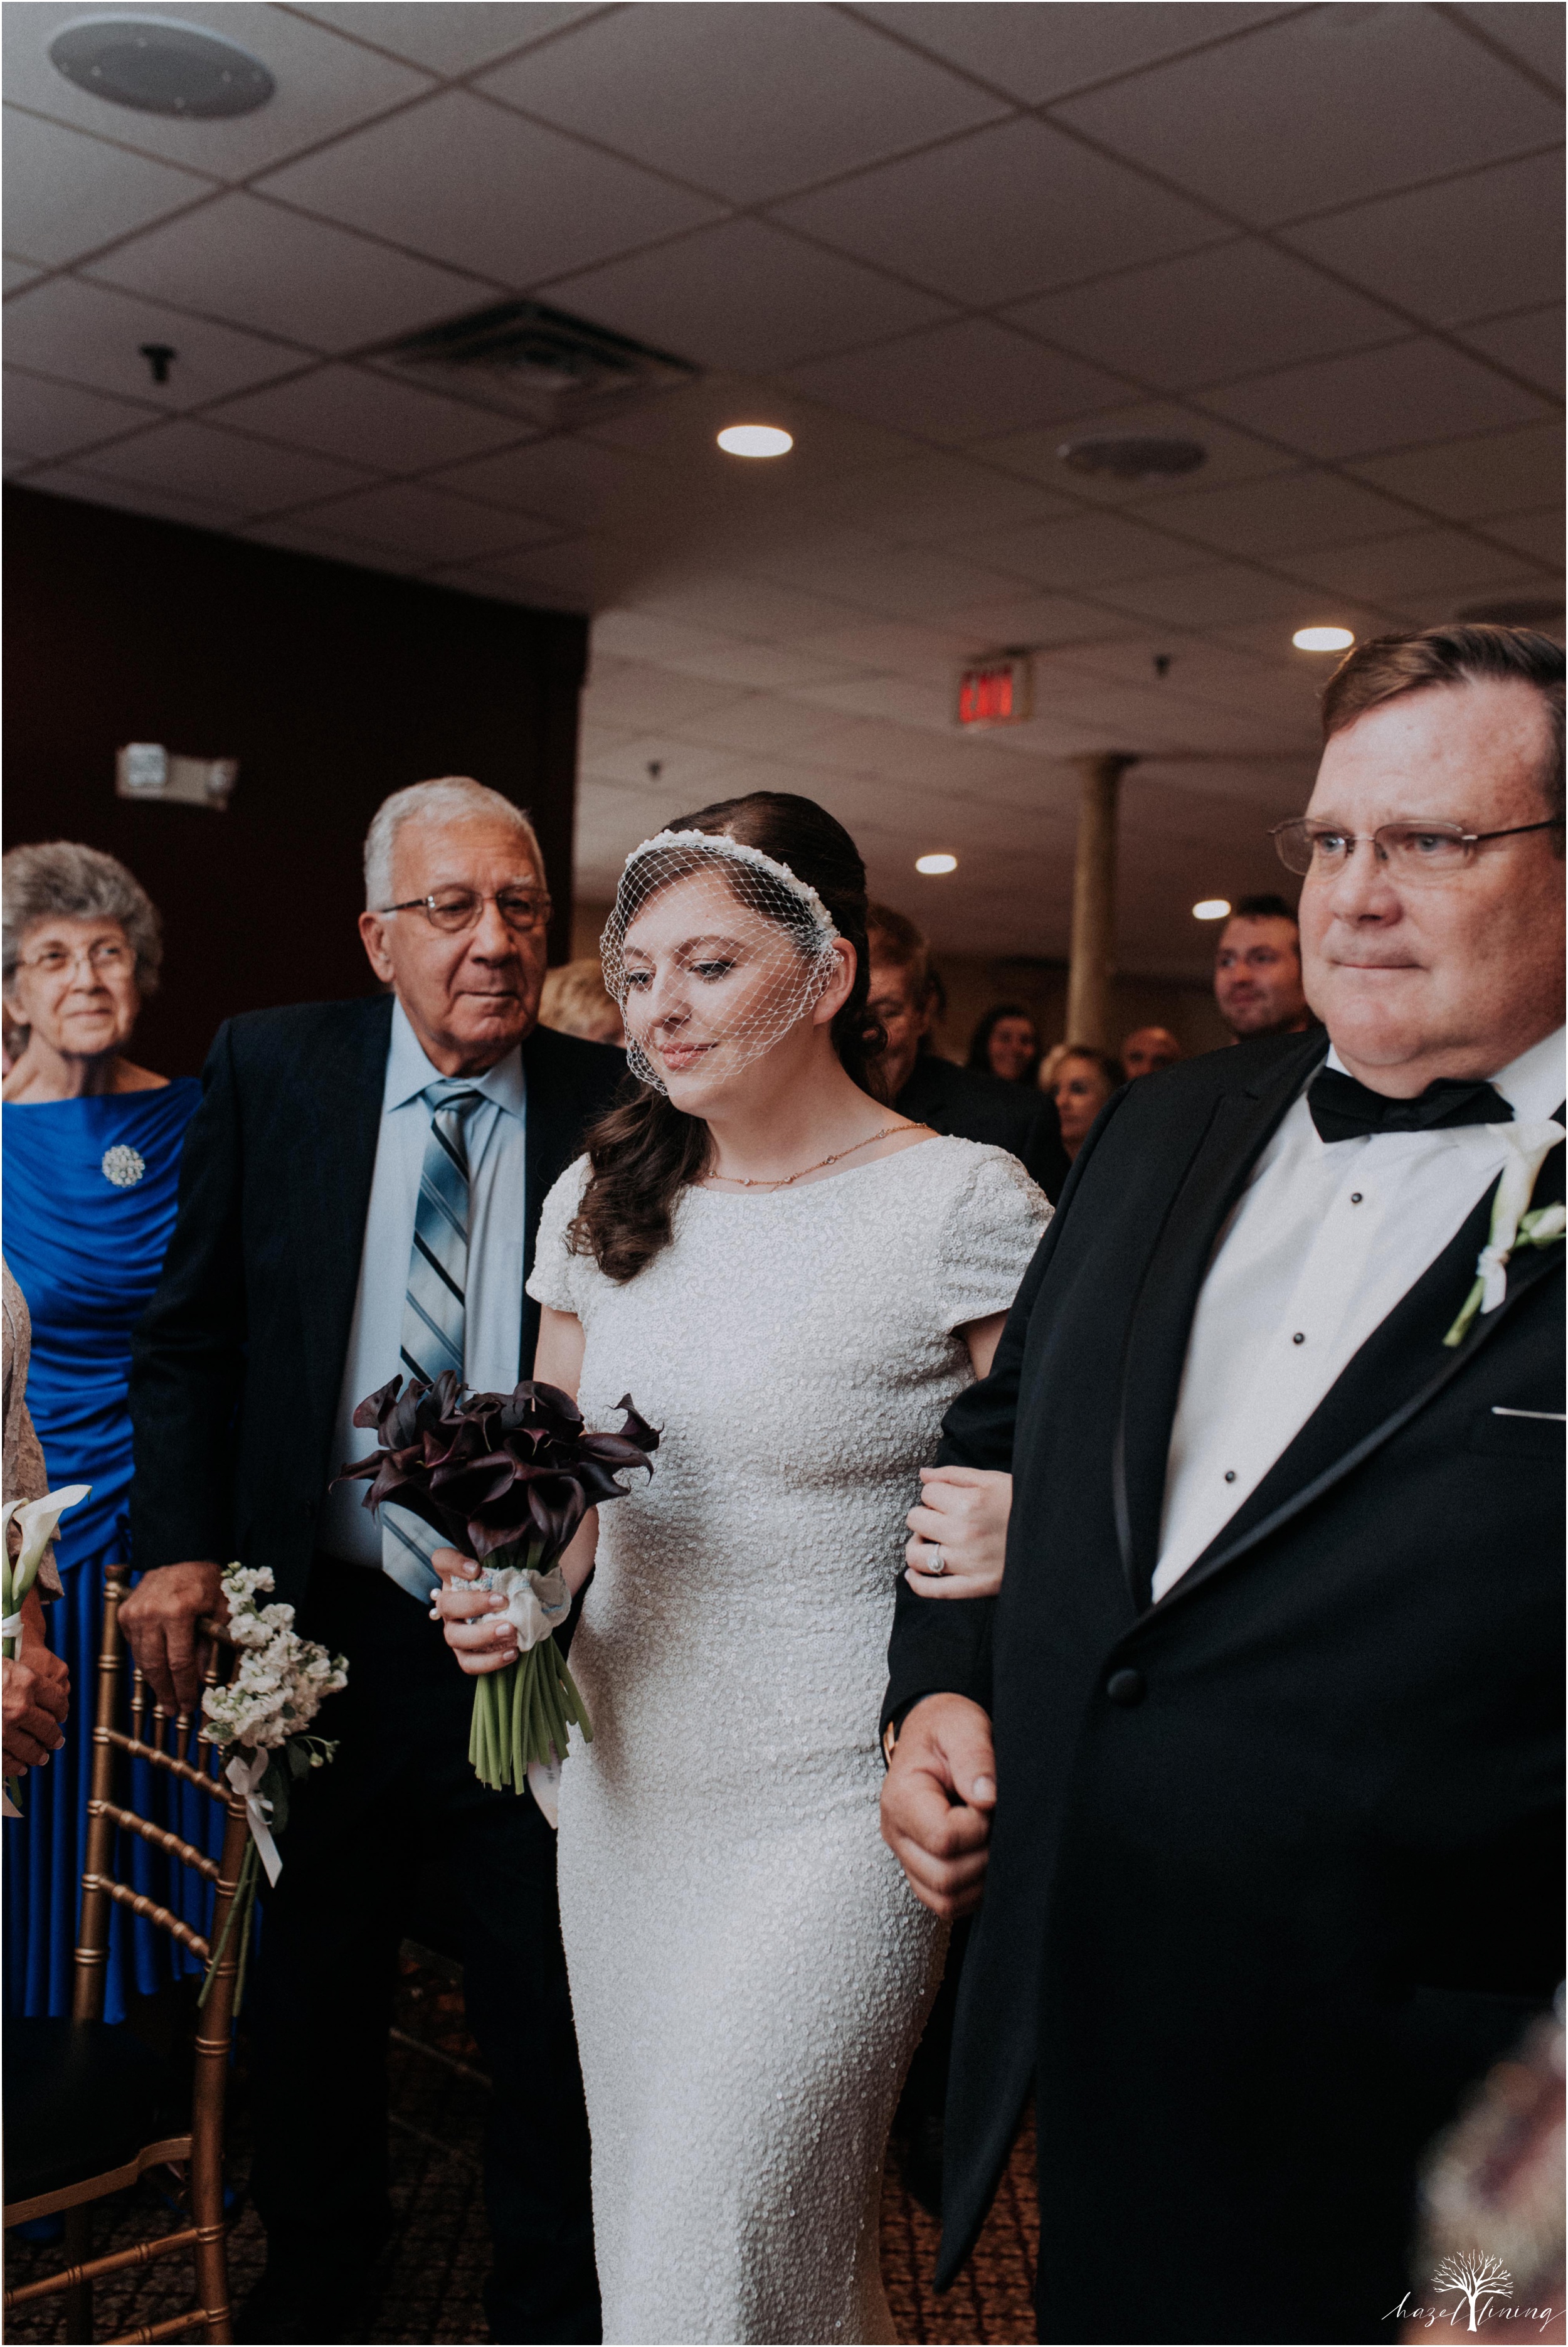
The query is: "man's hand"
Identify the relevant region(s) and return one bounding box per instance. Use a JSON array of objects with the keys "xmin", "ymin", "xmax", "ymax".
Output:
[
  {"xmin": 880, "ymin": 1692, "xmax": 997, "ymax": 1919},
  {"xmin": 119, "ymin": 1562, "xmax": 226, "ymax": 1714},
  {"xmin": 3, "ymin": 1648, "xmax": 69, "ymax": 1770}
]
